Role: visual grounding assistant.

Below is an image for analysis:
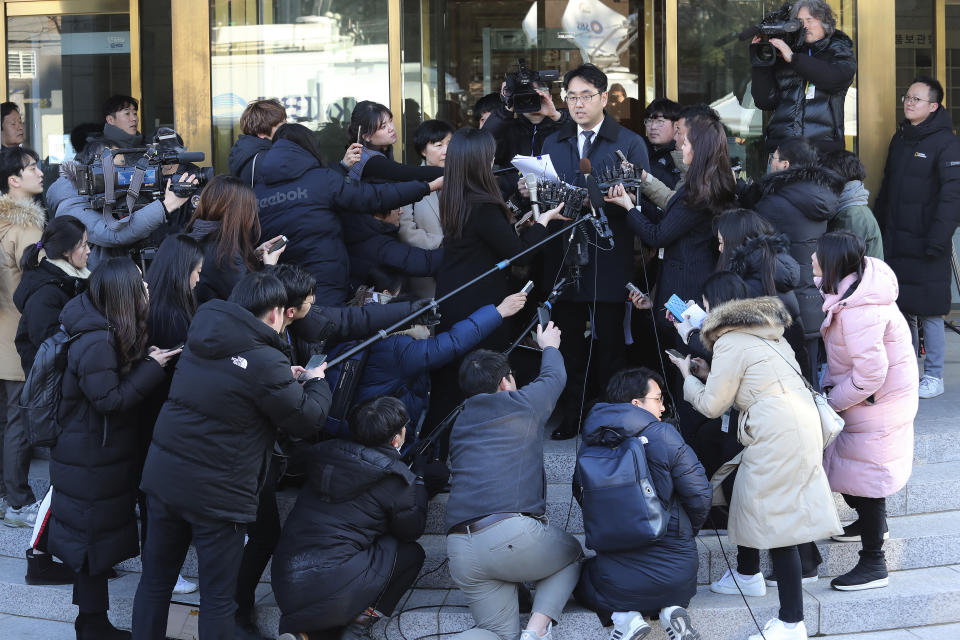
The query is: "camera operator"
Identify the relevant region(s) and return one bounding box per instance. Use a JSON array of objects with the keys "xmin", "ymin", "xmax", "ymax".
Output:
[
  {"xmin": 750, "ymin": 0, "xmax": 856, "ymax": 153},
  {"xmin": 99, "ymin": 94, "xmax": 143, "ymax": 148},
  {"xmin": 538, "ymin": 63, "xmax": 651, "ymax": 440},
  {"xmin": 51, "ymin": 141, "xmax": 197, "ymax": 271},
  {"xmin": 483, "ymin": 72, "xmax": 570, "ymax": 167}
]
